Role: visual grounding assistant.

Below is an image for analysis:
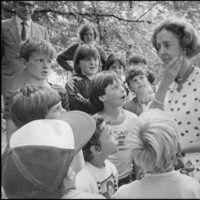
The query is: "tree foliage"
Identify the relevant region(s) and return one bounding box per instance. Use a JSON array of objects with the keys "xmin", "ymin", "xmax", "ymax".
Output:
[{"xmin": 2, "ymin": 1, "xmax": 200, "ymax": 85}]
